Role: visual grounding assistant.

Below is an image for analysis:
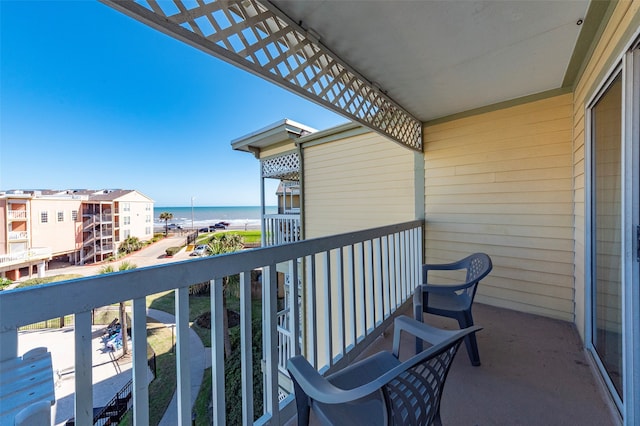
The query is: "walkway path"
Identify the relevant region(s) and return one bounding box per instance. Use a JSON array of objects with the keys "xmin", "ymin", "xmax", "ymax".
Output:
[{"xmin": 147, "ymin": 309, "xmax": 212, "ymax": 426}]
